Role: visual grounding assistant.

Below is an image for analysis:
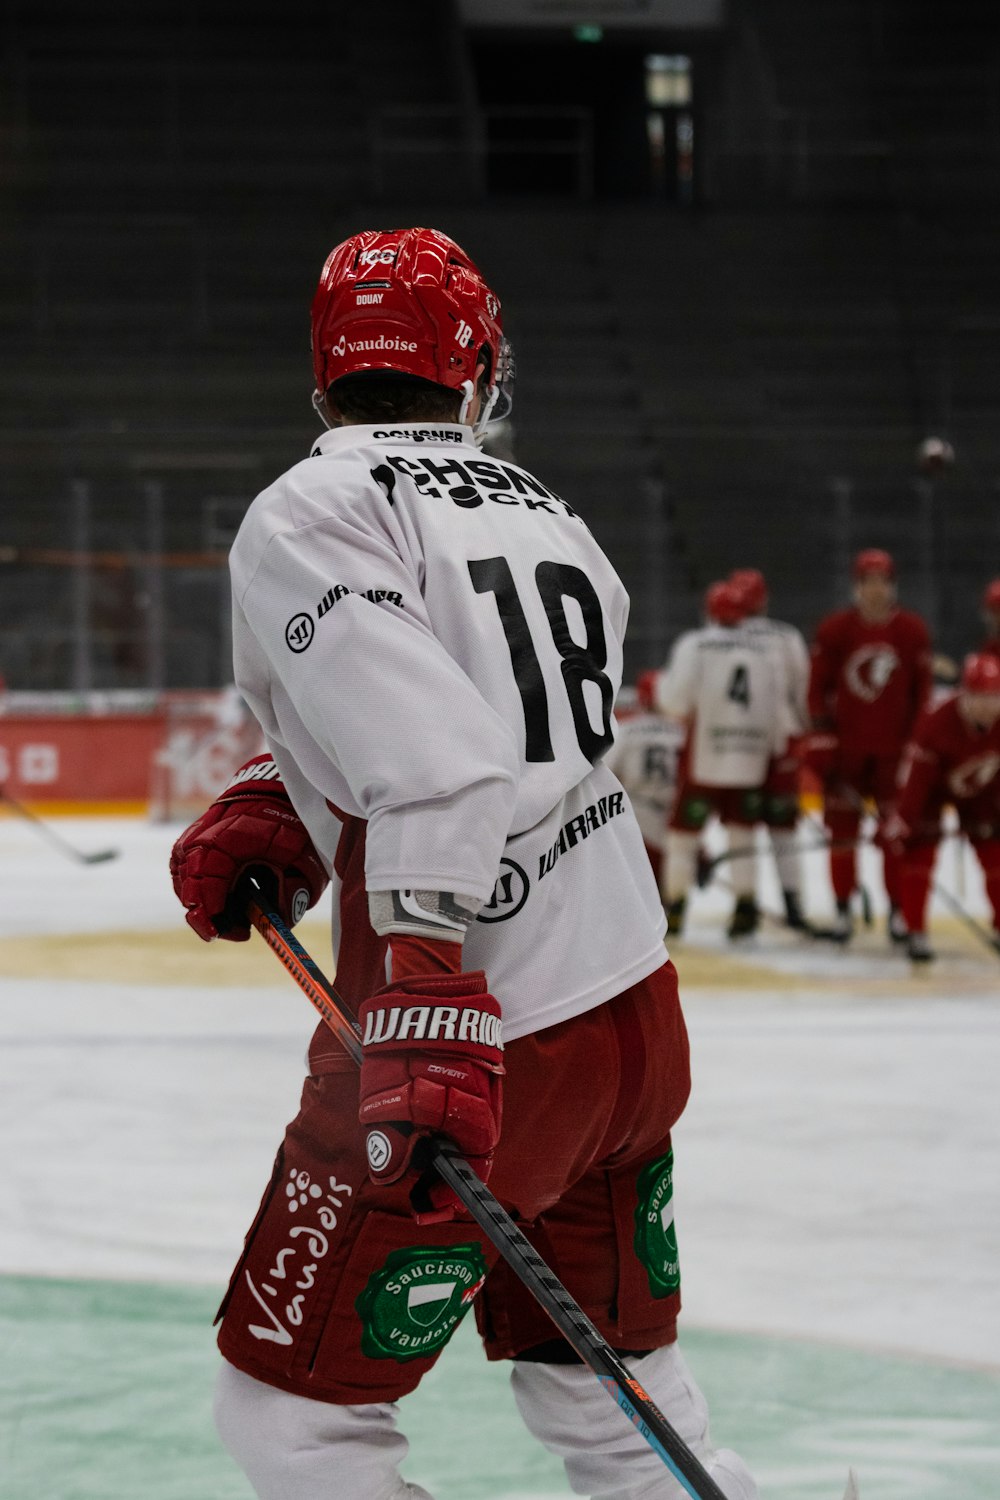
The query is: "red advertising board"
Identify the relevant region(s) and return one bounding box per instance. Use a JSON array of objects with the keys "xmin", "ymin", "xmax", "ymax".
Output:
[
  {"xmin": 0, "ymin": 716, "xmax": 162, "ymax": 810},
  {"xmin": 0, "ymin": 694, "xmax": 261, "ymax": 814}
]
